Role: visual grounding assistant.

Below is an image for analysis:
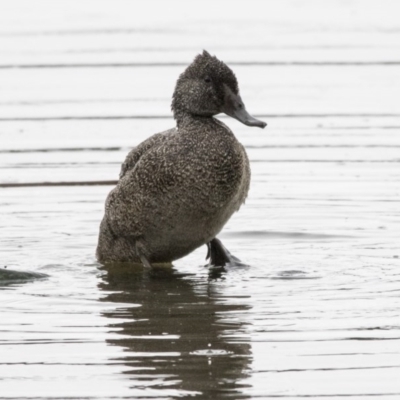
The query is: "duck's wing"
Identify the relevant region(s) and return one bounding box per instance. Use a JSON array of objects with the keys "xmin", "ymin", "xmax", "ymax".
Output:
[{"xmin": 119, "ymin": 128, "xmax": 176, "ymax": 179}]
